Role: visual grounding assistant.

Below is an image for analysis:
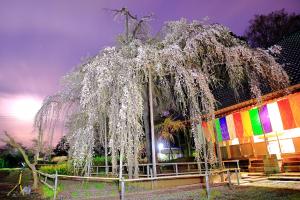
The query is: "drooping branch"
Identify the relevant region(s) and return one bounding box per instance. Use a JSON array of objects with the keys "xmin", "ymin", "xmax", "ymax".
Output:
[{"xmin": 2, "ymin": 132, "xmax": 39, "ymax": 189}]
